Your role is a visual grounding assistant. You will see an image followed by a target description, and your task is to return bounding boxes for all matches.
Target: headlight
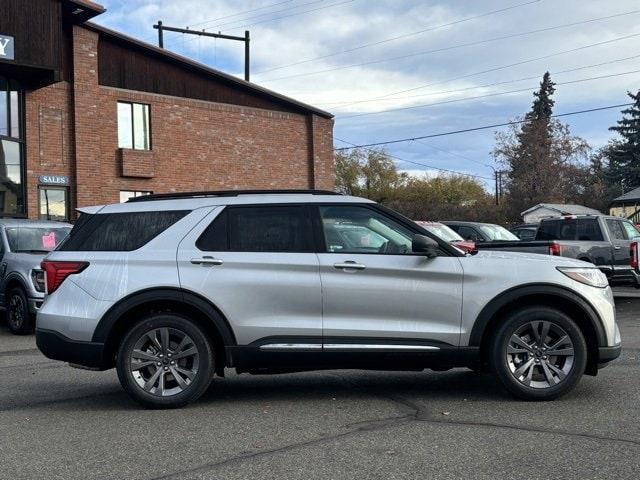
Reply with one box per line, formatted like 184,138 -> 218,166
31,269 -> 46,293
556,267 -> 608,288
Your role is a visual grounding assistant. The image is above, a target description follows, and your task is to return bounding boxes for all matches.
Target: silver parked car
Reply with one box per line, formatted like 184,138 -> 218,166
36,190 -> 621,408
0,219 -> 71,334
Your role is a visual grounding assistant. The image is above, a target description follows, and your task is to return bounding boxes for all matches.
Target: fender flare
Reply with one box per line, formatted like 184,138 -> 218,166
468,283 -> 607,347
2,272 -> 30,295
91,287 -> 237,346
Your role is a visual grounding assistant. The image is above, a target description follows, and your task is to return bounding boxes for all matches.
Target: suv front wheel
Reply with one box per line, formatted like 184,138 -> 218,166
490,307 -> 587,400
116,314 -> 215,409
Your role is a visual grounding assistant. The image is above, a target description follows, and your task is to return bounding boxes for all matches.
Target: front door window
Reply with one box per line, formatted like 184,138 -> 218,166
319,205 -> 415,254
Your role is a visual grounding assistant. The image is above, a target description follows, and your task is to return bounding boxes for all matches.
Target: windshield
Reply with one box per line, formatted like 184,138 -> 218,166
421,223 -> 464,243
6,226 -> 71,253
479,224 -> 519,241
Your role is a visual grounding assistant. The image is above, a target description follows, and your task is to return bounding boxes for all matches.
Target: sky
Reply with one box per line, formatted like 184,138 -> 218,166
93,0 -> 640,191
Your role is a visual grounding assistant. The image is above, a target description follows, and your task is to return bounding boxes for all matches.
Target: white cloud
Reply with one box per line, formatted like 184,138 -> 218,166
95,0 -> 640,185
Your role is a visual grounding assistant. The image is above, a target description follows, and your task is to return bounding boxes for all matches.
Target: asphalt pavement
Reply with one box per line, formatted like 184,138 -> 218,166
1,300 -> 639,480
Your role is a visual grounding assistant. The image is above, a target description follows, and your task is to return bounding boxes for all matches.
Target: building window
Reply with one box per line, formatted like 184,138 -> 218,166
0,75 -> 25,217
120,190 -> 152,203
39,187 -> 69,221
117,102 -> 150,150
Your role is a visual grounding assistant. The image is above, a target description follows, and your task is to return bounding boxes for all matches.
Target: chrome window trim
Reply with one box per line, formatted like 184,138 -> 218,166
259,343 -> 322,351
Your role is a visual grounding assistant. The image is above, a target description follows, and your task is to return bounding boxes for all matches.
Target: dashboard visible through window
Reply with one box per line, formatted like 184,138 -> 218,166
319,205 -> 416,254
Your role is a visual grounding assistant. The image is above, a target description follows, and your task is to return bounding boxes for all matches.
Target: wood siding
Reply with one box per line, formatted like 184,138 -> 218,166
0,0 -> 64,73
98,35 -> 308,115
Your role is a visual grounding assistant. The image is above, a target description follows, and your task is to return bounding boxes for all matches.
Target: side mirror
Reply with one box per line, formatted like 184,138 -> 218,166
412,234 -> 440,258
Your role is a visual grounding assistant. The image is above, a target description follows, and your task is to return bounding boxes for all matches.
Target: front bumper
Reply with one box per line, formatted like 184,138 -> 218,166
36,328 -> 109,370
27,297 -> 44,314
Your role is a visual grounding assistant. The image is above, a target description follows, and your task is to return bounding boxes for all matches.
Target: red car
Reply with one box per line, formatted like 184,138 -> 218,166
415,221 -> 476,253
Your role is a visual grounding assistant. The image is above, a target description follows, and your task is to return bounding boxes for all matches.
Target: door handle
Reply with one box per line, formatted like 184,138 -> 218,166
614,245 -> 622,250
191,256 -> 223,266
334,261 -> 366,271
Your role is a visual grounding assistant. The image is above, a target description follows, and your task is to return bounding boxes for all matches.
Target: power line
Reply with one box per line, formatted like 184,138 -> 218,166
187,0 -> 297,29
413,139 -> 493,170
314,53 -> 640,107
332,31 -> 640,109
206,0 -> 327,31
334,138 -> 494,181
253,0 -> 542,75
338,69 -> 640,119
166,0 -> 355,49
334,102 -> 634,151
258,9 -> 640,82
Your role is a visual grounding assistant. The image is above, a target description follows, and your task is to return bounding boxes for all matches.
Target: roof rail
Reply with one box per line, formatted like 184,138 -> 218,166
126,189 -> 341,202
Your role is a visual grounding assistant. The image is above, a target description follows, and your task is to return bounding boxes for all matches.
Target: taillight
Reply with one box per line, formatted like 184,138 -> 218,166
631,242 -> 638,270
40,261 -> 89,294
549,243 -> 561,256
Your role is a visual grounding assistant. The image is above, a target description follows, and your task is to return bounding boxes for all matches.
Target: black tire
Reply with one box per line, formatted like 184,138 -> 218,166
490,307 -> 587,401
6,287 -> 34,335
116,313 -> 215,409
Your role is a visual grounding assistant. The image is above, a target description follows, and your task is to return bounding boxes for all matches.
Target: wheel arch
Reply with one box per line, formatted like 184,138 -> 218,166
3,273 -> 30,305
93,287 -> 237,370
470,284 -> 606,375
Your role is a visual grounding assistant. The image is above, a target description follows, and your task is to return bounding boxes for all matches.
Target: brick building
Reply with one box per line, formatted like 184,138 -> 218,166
0,0 -> 334,221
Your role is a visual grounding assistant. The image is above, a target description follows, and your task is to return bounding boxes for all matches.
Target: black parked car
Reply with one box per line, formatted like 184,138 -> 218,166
441,221 -> 520,243
510,223 -> 538,241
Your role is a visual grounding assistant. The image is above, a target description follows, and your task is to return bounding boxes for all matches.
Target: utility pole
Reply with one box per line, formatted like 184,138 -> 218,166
494,169 -> 508,205
153,21 -> 251,82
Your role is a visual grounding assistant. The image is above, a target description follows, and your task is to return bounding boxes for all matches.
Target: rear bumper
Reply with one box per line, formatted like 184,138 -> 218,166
36,328 -> 109,370
598,344 -> 622,368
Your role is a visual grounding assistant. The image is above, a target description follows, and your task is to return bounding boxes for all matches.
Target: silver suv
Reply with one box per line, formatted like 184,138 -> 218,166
0,219 -> 71,334
36,191 -> 621,408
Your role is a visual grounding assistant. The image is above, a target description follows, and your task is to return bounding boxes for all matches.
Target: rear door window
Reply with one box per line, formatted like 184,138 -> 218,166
60,210 -> 188,251
197,206 -> 313,252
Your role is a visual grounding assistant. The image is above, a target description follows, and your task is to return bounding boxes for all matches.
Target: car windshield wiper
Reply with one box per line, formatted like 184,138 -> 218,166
14,249 -> 50,254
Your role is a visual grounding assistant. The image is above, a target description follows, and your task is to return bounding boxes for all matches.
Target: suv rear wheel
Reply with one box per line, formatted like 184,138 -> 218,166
116,313 -> 214,409
7,287 -> 34,335
490,307 -> 587,400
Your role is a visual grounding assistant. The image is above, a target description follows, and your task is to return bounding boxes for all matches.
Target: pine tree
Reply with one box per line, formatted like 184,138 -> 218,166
493,72 -> 590,220
527,71 -> 555,121
607,91 -> 640,191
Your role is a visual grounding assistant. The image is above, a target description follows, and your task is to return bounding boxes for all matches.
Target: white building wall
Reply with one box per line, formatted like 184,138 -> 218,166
522,207 -> 560,223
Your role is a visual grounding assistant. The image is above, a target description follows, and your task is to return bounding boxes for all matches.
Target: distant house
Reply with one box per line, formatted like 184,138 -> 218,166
609,187 -> 640,222
521,203 -> 602,223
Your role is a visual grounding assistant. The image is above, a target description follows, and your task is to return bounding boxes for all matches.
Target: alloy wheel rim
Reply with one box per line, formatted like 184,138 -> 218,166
8,294 -> 25,329
506,320 -> 575,389
130,327 -> 200,397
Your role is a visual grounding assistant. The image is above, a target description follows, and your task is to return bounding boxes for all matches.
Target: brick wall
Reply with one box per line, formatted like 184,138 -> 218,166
24,81 -> 75,219
23,24 -> 335,218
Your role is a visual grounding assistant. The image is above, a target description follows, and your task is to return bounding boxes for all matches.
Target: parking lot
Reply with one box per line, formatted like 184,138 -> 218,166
0,298 -> 637,480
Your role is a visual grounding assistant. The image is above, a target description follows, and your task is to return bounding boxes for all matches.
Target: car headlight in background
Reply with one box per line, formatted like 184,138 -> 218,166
31,269 -> 46,293
556,267 -> 609,288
